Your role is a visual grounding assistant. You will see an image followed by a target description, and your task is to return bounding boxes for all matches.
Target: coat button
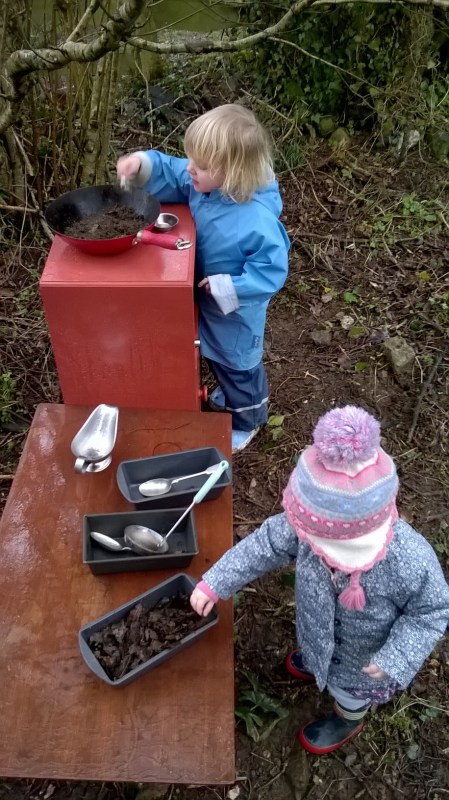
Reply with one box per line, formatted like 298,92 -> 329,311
335,637 -> 342,646
334,619 -> 341,626
331,656 -> 341,664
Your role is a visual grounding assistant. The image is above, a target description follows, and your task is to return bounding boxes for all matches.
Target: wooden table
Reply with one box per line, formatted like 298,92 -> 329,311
0,405 -> 235,785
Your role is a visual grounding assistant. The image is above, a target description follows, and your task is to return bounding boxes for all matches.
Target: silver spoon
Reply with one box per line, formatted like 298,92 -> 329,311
89,530 -> 134,553
120,175 -> 130,192
125,459 -> 229,554
138,462 -> 222,497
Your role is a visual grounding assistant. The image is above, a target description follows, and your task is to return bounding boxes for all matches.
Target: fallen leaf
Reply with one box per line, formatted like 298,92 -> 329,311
348,326 -> 365,338
268,415 -> 285,427
310,329 -> 332,346
321,291 -> 334,303
339,315 -> 355,330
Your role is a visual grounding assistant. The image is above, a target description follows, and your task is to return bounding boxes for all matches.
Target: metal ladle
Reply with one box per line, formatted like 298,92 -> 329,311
138,462 -> 222,497
125,459 -> 229,554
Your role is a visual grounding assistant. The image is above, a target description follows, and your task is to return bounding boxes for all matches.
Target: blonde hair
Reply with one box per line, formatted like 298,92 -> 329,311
184,104 -> 273,202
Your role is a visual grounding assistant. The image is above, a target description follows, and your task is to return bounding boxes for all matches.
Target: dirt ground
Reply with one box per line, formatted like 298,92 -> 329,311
1,141 -> 449,800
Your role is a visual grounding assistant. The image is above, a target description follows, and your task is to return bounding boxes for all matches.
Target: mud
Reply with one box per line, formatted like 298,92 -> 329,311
65,207 -> 144,239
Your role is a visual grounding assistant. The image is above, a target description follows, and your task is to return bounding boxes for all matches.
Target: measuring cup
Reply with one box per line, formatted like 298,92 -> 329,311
124,459 -> 229,554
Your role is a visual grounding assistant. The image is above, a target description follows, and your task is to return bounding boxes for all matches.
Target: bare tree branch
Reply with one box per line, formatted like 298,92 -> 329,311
127,0 -> 317,54
67,0 -> 102,43
0,0 -> 146,133
1,0 -> 448,138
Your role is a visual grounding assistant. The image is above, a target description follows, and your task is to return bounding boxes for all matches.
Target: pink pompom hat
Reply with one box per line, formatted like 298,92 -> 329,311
282,405 -> 399,611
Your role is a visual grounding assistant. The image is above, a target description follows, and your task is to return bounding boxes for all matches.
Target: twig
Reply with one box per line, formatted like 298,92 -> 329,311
257,762 -> 288,793
408,355 -> 443,443
424,510 -> 449,523
333,752 -> 407,798
418,313 -> 448,337
0,474 -> 15,480
331,754 -> 380,800
234,515 -> 265,525
0,203 -> 39,214
437,210 -> 449,233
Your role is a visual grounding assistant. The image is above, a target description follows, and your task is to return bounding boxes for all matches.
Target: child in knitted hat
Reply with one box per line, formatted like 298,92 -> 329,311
190,405 -> 449,754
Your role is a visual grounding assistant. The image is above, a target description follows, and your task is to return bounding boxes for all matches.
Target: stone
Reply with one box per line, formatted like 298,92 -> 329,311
383,336 -> 416,386
396,129 -> 420,158
329,128 -> 350,150
309,329 -> 332,346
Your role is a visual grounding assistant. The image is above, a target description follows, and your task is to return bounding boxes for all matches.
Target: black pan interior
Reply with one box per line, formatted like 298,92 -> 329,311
45,185 -> 160,235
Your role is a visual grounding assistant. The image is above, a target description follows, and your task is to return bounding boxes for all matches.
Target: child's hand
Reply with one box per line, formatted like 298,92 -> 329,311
362,661 -> 389,680
116,154 -> 142,183
190,586 -> 215,617
197,277 -> 211,294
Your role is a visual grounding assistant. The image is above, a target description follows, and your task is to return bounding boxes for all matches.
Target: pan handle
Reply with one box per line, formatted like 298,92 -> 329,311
134,230 -> 192,250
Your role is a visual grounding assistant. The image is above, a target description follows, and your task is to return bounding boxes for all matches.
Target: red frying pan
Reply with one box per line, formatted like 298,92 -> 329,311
45,185 -> 192,256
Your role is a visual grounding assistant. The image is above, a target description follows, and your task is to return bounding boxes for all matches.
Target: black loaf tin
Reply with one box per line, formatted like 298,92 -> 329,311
116,446 -> 231,510
83,508 -> 198,574
79,573 -> 218,686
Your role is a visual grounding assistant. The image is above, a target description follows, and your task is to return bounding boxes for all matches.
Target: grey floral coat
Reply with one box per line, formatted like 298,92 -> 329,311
202,515 -> 449,697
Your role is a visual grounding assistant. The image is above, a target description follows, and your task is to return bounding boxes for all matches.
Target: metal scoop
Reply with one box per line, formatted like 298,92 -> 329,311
138,462 -> 222,497
154,212 -> 179,231
89,530 -> 134,553
125,459 -> 229,554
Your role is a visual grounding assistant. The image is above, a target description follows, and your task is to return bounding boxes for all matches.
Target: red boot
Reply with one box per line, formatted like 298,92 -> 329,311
285,649 -> 315,682
298,702 -> 369,754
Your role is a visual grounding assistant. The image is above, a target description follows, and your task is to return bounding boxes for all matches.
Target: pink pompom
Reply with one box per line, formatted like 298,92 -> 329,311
313,405 -> 380,464
338,572 -> 366,611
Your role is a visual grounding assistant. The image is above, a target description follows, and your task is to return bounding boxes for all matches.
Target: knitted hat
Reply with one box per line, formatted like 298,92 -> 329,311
282,405 -> 399,612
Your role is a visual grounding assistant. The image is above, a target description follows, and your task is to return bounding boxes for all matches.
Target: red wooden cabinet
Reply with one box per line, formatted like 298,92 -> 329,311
40,205 -> 203,410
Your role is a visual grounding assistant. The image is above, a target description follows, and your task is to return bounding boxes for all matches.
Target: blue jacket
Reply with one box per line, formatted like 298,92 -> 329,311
137,151 -> 290,370
202,515 -> 449,696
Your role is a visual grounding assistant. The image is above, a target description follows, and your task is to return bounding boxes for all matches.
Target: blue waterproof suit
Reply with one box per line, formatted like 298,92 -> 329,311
135,151 -> 290,371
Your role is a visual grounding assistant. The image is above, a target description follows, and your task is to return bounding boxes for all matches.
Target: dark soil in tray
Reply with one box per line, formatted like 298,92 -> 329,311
88,593 -> 206,680
65,207 -> 144,239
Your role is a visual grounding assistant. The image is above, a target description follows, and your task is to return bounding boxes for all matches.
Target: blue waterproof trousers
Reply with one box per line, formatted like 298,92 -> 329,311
206,359 -> 269,431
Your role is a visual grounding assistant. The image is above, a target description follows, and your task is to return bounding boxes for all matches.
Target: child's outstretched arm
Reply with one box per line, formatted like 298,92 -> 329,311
116,150 -> 191,204
190,512 -> 298,616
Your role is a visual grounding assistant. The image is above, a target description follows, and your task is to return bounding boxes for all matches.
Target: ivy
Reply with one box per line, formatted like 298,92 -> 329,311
236,3 -> 449,132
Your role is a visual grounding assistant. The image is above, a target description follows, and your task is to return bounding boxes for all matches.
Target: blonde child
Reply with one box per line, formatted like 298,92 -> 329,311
117,104 -> 290,452
191,405 -> 449,754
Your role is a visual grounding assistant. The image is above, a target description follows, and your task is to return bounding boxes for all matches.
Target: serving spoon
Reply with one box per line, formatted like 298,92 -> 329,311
138,462 -> 222,497
89,530 -> 134,553
125,459 -> 229,554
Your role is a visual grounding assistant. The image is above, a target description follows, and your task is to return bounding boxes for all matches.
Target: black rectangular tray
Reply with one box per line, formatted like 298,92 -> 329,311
79,573 -> 218,686
116,446 -> 231,510
83,508 -> 198,574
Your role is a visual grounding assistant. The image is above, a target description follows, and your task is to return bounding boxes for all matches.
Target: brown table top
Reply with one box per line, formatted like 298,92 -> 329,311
0,404 -> 235,784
